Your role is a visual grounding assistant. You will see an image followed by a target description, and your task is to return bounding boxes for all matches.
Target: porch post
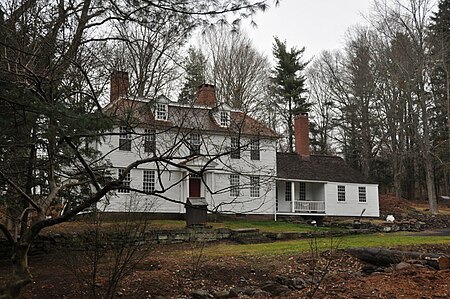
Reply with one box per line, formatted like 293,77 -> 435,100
291,181 -> 295,213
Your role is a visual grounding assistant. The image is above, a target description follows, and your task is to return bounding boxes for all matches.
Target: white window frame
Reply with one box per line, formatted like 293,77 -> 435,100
250,138 -> 260,160
337,185 -> 346,202
189,133 -> 201,155
143,170 -> 155,193
285,181 -> 292,202
250,176 -> 260,198
155,103 -> 168,121
119,127 -> 132,151
229,174 -> 240,197
118,169 -> 131,193
144,129 -> 155,153
299,182 -> 306,201
358,186 -> 367,202
230,136 -> 240,159
220,111 -> 230,127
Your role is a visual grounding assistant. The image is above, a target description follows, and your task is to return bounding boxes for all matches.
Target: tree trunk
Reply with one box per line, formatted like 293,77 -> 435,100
347,247 -> 449,270
0,243 -> 32,299
420,98 -> 439,214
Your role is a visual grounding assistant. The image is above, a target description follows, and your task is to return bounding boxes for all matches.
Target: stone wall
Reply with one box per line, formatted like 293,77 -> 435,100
0,228 -> 233,260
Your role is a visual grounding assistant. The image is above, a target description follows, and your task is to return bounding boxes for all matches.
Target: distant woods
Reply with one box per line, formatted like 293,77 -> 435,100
179,0 -> 449,210
306,0 -> 449,211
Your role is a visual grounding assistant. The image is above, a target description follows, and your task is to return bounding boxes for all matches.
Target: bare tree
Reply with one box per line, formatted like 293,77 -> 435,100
0,1 -> 278,298
370,0 -> 439,213
306,52 -> 338,154
202,28 -> 271,111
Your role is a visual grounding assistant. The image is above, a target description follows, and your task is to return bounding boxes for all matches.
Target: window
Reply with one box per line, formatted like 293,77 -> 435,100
119,127 -> 131,151
220,111 -> 230,127
118,169 -> 131,193
229,174 -> 240,197
230,136 -> 240,159
250,138 -> 260,160
143,170 -> 155,193
358,186 -> 367,202
144,129 -> 156,153
189,133 -> 201,155
250,176 -> 260,197
155,103 -> 168,121
285,182 -> 292,201
337,185 -> 346,202
299,182 -> 306,201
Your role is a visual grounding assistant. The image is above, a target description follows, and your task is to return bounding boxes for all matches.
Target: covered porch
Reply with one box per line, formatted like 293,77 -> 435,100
276,179 -> 326,214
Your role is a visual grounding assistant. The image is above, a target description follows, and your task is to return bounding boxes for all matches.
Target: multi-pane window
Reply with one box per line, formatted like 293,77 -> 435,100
230,136 -> 240,159
229,174 -> 240,197
250,138 -> 260,160
337,185 -> 346,202
285,181 -> 292,201
143,170 -> 155,193
358,186 -> 367,202
250,176 -> 260,197
118,169 -> 131,193
220,111 -> 230,127
144,129 -> 156,153
299,182 -> 306,201
119,127 -> 131,151
189,133 -> 201,155
155,103 -> 168,121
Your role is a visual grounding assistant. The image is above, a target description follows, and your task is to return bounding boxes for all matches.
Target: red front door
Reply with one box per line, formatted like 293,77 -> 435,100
189,177 -> 201,197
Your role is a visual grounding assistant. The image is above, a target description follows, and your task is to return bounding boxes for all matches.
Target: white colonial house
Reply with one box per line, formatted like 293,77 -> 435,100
97,71 -> 379,218
98,71 -> 279,215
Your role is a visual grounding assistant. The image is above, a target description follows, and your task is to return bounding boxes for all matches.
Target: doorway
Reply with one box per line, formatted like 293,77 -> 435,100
189,175 -> 201,197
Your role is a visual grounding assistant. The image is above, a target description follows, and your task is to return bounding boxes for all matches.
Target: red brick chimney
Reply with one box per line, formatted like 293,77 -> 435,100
294,113 -> 310,157
110,71 -> 129,102
195,84 -> 216,107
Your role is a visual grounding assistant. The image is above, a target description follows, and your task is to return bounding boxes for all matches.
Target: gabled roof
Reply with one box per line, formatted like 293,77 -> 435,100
277,152 -> 377,184
105,98 -> 279,139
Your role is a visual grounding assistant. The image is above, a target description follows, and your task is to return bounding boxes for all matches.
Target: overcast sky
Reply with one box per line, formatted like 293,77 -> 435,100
242,0 -> 375,61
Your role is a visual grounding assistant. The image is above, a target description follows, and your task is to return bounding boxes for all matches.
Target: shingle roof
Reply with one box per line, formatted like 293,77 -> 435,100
105,98 -> 279,139
276,152 -> 377,184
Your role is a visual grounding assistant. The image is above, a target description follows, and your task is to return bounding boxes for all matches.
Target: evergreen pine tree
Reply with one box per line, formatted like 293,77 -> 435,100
178,47 -> 207,104
429,0 -> 450,195
271,37 -> 309,152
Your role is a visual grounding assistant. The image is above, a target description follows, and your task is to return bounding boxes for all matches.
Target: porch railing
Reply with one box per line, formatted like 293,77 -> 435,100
294,201 -> 325,213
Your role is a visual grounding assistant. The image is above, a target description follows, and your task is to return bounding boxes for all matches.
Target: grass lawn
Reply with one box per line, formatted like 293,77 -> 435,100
192,233 -> 450,257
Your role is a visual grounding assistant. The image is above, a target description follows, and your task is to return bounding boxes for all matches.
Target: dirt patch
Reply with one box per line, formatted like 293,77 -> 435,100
379,194 -> 414,215
1,242 -> 449,299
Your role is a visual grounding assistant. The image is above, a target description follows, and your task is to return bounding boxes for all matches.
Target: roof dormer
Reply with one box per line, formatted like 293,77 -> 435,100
213,103 -> 232,127
154,96 -> 171,121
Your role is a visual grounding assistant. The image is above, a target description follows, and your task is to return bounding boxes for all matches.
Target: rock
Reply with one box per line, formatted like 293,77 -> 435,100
212,290 -> 230,299
191,289 -> 211,299
275,275 -> 305,289
395,262 -> 412,271
261,283 -> 290,296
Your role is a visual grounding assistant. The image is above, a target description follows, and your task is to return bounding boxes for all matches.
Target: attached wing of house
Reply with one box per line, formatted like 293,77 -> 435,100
275,114 -> 379,217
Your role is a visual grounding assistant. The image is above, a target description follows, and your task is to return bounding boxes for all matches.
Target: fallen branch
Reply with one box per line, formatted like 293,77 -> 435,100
347,247 -> 449,270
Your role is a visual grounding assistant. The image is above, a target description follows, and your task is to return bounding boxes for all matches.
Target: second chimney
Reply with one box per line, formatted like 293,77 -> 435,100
294,113 -> 310,157
110,71 -> 129,102
195,84 -> 216,107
